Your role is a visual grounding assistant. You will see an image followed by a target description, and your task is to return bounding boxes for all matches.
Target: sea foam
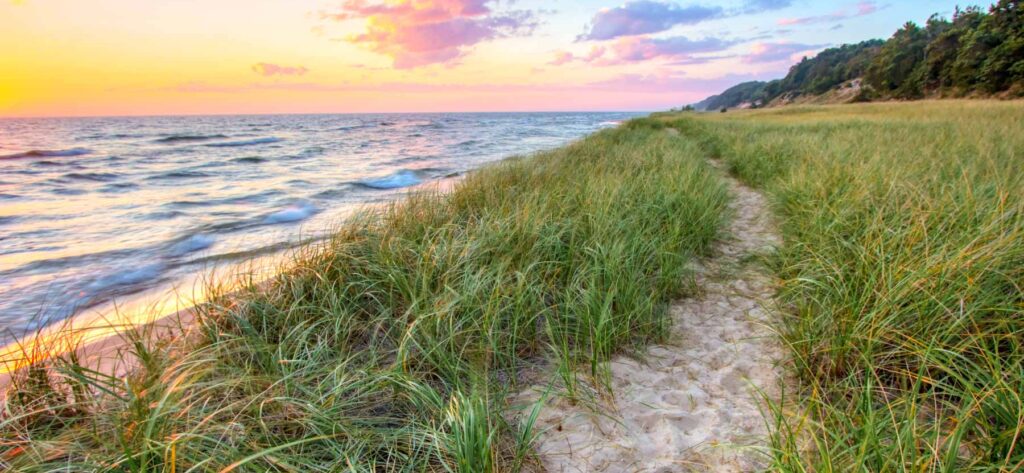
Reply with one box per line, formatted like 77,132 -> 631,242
264,202 -> 318,224
171,234 -> 216,255
357,170 -> 422,189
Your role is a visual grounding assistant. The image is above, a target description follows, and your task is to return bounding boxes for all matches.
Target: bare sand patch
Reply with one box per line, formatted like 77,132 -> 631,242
515,159 -> 787,472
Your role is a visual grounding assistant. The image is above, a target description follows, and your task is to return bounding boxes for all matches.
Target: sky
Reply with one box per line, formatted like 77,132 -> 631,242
0,0 -> 989,117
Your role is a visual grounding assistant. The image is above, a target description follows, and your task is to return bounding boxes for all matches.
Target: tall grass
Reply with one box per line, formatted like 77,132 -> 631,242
665,100 -> 1024,471
1,121 -> 729,471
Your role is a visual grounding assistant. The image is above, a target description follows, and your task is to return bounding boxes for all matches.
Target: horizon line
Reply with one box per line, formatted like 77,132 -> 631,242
0,108 -> 660,120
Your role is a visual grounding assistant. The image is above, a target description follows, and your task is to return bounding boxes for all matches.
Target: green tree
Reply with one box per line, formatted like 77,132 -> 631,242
866,22 -> 931,98
979,0 -> 1024,92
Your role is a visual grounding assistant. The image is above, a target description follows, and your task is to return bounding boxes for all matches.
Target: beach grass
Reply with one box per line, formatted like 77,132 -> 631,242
660,100 -> 1024,471
0,122 -> 729,471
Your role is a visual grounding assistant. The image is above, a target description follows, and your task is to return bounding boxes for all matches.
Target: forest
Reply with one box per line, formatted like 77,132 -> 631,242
693,0 -> 1024,110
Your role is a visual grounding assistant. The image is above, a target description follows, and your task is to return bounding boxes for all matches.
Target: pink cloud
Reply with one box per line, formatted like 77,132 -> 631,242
778,1 -> 880,26
325,0 -> 536,69
577,36 -> 738,66
549,51 -> 575,66
743,42 -> 826,63
251,63 -> 309,77
584,46 -> 606,62
548,46 -> 608,66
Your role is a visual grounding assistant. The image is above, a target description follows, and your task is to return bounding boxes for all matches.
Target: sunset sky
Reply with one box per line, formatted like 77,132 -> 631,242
1,0 -> 986,117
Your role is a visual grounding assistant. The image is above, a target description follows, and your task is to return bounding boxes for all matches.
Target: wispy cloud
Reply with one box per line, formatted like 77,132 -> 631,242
251,63 -> 309,77
742,0 -> 792,13
580,1 -> 723,41
778,1 -> 880,26
324,0 -> 537,69
552,35 -> 739,66
742,42 -> 827,63
588,71 -> 776,94
609,36 -> 738,63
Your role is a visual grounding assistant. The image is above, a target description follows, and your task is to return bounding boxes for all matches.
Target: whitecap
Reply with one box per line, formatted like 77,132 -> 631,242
171,234 -> 215,255
264,202 -> 317,224
357,170 -> 422,190
86,263 -> 165,292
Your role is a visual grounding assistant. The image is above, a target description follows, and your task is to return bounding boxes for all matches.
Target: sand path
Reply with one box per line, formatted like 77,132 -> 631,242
518,159 -> 786,472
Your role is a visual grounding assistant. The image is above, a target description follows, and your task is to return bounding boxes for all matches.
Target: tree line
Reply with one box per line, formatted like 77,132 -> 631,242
692,0 -> 1023,111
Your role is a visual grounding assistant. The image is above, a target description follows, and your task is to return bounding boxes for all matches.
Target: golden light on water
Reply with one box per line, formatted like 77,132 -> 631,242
0,257 -> 279,376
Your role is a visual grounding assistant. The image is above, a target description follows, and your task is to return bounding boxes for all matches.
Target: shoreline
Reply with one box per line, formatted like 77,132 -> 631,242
0,177 -> 464,381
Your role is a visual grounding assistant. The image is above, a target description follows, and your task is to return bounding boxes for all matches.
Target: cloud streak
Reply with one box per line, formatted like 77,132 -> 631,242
742,42 -> 827,63
551,35 -> 739,67
778,1 -> 879,26
325,0 -> 536,68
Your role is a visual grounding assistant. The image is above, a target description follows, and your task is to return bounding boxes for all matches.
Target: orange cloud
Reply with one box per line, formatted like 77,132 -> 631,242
325,0 -> 537,68
251,63 -> 309,77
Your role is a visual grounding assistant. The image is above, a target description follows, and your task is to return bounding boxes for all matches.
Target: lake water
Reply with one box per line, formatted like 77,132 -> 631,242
0,112 -> 639,341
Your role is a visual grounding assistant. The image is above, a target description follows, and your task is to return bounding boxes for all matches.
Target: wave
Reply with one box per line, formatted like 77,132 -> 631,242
147,170 -> 213,180
313,187 -> 351,200
64,172 -> 121,182
33,160 -> 69,167
0,247 -> 142,277
335,123 -> 370,131
99,182 -> 140,193
356,169 -> 422,190
264,201 -> 318,224
0,147 -> 92,160
85,262 -> 166,293
143,210 -> 186,221
170,233 -> 215,256
155,134 -> 229,144
80,132 -> 149,140
166,190 -> 283,208
232,156 -> 268,164
288,146 -> 324,160
205,137 -> 282,148
51,188 -> 87,196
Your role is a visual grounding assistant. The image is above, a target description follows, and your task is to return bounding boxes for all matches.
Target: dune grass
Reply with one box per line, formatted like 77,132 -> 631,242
661,100 -> 1024,471
0,122 -> 729,471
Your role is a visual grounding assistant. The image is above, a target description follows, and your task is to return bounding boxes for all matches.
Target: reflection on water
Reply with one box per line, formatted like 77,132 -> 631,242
0,112 -> 637,348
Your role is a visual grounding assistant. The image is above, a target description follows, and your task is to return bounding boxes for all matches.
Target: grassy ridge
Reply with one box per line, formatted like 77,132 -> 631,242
663,101 -> 1024,471
1,123 -> 729,471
